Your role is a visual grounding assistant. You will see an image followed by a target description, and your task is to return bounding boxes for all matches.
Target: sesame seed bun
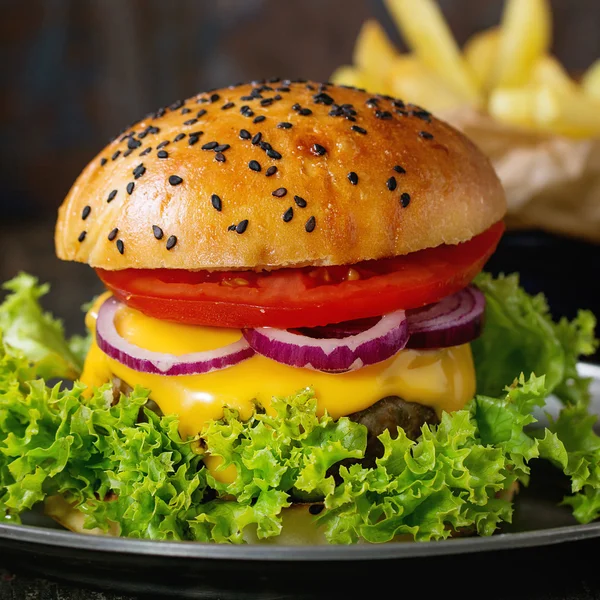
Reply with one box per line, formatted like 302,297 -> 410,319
55,80 -> 506,271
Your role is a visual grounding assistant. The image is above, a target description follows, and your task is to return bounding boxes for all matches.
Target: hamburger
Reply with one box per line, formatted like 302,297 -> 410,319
0,79 -> 598,544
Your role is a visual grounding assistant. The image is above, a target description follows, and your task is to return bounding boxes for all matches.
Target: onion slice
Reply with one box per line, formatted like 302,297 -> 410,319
243,309 -> 408,373
96,296 -> 254,376
406,285 -> 485,349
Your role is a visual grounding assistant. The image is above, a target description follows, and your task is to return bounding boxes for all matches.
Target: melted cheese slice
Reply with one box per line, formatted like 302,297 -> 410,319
81,294 -> 476,439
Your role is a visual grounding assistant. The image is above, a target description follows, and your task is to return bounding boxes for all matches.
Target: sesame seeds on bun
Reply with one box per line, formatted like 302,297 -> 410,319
55,79 -> 506,271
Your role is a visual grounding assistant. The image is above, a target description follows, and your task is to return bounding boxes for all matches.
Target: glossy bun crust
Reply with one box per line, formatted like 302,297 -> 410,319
55,80 -> 506,270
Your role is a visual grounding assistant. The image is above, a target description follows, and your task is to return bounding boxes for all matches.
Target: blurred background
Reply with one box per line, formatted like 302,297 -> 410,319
1,0 -> 599,357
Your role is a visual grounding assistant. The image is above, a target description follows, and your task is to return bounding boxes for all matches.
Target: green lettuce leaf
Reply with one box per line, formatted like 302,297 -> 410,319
0,273 -> 89,380
472,272 -> 597,406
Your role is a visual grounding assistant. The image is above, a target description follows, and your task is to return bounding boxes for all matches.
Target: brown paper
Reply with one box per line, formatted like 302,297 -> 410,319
440,107 -> 600,243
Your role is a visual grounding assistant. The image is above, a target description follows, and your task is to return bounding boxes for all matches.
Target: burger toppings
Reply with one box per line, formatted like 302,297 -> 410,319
94,287 -> 485,377
243,309 -> 408,373
96,296 -> 255,376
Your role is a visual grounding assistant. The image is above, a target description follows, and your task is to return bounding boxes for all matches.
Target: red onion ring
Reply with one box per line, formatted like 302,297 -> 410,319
96,296 -> 254,376
405,285 -> 485,349
242,309 -> 408,372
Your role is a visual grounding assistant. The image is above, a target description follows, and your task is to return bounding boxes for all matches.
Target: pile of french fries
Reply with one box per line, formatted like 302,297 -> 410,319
332,0 -> 600,139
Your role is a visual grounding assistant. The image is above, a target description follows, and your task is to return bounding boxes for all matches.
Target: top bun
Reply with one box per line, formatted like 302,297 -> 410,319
55,79 -> 506,271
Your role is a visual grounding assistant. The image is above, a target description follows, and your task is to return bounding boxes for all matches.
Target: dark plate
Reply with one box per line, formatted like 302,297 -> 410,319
0,363 -> 599,599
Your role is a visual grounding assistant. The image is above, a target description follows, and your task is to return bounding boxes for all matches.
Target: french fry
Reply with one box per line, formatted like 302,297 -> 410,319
384,0 -> 481,107
387,56 -> 468,112
535,86 -> 600,138
492,0 -> 552,88
330,65 -> 370,90
581,58 -> 600,100
352,19 -> 399,84
490,85 -> 600,138
531,55 -> 577,95
463,28 -> 499,91
488,87 -> 537,129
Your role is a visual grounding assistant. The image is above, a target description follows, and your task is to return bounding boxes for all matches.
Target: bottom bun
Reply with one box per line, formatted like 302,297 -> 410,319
44,481 -> 519,545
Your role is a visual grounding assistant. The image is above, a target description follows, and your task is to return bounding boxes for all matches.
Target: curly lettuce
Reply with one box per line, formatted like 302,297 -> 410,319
0,271 -> 599,542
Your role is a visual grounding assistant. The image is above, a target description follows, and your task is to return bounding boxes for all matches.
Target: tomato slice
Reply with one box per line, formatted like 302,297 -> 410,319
97,221 -> 504,328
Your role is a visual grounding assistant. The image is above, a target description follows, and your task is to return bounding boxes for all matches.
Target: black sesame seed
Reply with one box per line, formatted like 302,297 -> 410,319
169,175 -> 183,186
347,172 -> 358,185
154,107 -> 167,118
78,231 -> 86,242
174,133 -> 186,142
221,102 -> 235,110
253,115 -> 266,124
209,93 -> 220,103
410,109 -> 431,122
214,144 -> 230,152
211,194 -> 222,211
236,220 -> 248,234
345,115 -> 357,122
251,132 -> 262,145
112,150 -> 121,161
309,504 -> 324,515
157,140 -> 170,149
127,137 -> 142,149
81,206 -> 91,220
265,166 -> 277,177
283,207 -> 294,222
140,147 -> 151,156
277,122 -> 292,129
375,110 -> 392,120
152,225 -> 164,240
107,189 -> 118,202
241,107 -> 255,118
116,239 -> 124,254
312,143 -> 326,156
272,187 -> 287,198
351,125 -> 367,134
215,152 -> 226,163
202,141 -> 218,150
188,134 -> 200,146
305,216 -> 316,233
100,157 -> 107,166
248,160 -> 261,172
239,129 -> 251,140
400,192 -> 411,207
329,107 -> 342,117
181,107 -> 191,115
126,182 -> 135,195
133,164 -> 146,179
157,150 -> 169,159
313,92 -> 334,105
123,148 -> 134,157
240,95 -> 254,101
260,98 -> 273,107
393,165 -> 406,174
197,109 -> 207,118
108,228 -> 118,241
148,126 -> 160,134
166,235 -> 177,250
169,99 -> 184,110
138,131 -> 149,139
386,176 -> 397,191
294,195 -> 307,208
266,148 -> 282,159
183,118 -> 198,126
419,131 -> 434,140
292,103 -> 301,111
393,100 -> 406,109
227,224 -> 237,231
259,141 -> 271,151
298,108 -> 312,116
276,86 -> 290,92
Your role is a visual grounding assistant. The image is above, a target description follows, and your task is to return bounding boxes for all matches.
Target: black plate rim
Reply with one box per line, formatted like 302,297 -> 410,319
1,362 -> 598,562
